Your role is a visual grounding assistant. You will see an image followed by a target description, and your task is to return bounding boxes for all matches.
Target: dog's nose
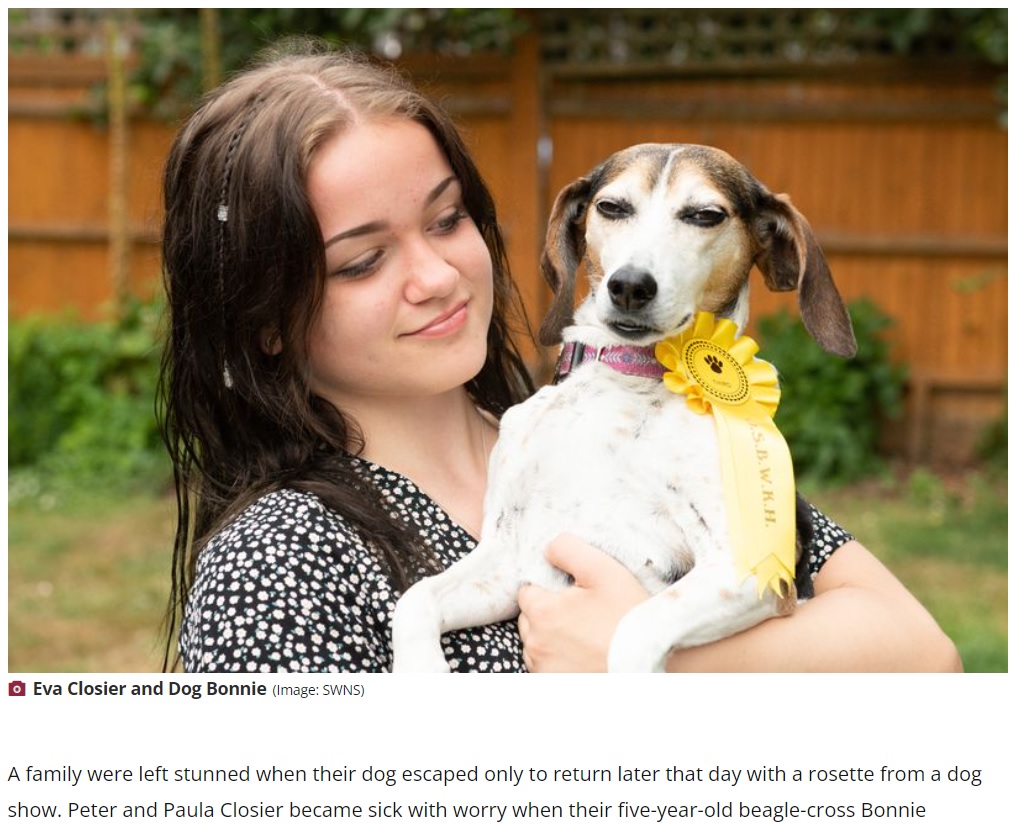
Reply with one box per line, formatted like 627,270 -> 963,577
607,266 -> 658,312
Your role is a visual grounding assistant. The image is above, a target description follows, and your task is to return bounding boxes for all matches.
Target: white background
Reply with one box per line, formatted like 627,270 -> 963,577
3,675 -> 1010,823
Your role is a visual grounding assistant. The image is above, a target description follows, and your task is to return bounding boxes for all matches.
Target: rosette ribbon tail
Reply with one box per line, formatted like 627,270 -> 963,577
656,312 -> 796,599
711,405 -> 796,597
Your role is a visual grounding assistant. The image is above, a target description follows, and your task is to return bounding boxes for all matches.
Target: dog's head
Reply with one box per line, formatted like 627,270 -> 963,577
539,144 -> 856,357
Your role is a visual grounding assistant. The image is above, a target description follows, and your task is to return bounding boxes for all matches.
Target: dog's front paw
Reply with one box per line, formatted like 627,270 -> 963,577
391,644 -> 452,674
390,588 -> 451,673
606,611 -> 671,673
607,645 -> 669,674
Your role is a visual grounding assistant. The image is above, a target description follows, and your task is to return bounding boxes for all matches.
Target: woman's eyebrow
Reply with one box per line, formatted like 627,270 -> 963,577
424,175 -> 458,208
324,176 -> 459,249
324,221 -> 386,248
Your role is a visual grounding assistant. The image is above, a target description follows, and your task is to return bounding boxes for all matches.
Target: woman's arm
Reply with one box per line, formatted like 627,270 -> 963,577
516,534 -> 962,673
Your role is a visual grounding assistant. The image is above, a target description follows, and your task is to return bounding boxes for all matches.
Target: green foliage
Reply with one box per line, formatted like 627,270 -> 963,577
976,402 -> 1007,470
856,8 -> 1007,123
757,300 -> 907,485
128,8 -> 526,118
857,8 -> 1006,59
8,298 -> 168,501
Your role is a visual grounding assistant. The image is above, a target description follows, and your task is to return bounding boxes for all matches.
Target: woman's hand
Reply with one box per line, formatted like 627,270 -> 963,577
517,533 -> 648,672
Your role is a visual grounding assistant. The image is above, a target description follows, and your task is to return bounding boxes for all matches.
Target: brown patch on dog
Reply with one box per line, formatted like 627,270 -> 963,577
775,581 -> 797,616
699,249 -> 750,315
539,176 -> 593,345
752,194 -> 856,357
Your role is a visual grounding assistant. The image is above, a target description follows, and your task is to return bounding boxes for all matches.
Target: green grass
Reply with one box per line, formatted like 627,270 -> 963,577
8,489 -> 175,672
805,468 -> 1008,673
7,468 -> 1008,672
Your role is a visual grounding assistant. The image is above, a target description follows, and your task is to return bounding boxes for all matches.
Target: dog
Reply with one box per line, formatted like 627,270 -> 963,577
391,143 -> 856,672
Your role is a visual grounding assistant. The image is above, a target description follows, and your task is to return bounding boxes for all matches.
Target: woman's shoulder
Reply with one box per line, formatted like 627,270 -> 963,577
192,487 -> 391,597
182,488 -> 395,672
204,487 -> 368,556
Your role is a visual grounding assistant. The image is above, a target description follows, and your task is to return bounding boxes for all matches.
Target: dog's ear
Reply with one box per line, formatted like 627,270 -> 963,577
538,176 -> 594,346
753,192 -> 857,358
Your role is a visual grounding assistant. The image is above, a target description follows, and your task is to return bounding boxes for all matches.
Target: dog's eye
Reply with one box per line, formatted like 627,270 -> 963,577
681,207 -> 727,228
595,199 -> 632,220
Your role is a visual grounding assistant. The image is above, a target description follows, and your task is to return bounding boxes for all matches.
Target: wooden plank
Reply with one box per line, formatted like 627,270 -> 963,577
8,222 -> 159,244
547,96 -> 999,122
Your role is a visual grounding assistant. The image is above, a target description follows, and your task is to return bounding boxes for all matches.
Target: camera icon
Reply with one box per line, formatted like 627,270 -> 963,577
9,680 -> 27,697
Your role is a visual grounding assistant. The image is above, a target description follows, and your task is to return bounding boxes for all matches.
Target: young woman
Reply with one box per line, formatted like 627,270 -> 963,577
158,42 -> 960,673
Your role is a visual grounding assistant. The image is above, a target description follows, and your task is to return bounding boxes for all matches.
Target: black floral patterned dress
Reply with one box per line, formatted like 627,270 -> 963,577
180,460 -> 852,673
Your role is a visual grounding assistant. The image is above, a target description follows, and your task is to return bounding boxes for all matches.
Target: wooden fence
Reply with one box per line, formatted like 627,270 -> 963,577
8,19 -> 1007,463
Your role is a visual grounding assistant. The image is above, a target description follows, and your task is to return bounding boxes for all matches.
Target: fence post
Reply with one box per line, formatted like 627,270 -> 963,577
507,22 -> 550,369
200,8 -> 223,92
105,16 -> 130,319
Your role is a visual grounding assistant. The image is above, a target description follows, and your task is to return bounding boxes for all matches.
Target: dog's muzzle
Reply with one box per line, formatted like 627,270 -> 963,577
608,265 -> 657,312
605,266 -> 662,339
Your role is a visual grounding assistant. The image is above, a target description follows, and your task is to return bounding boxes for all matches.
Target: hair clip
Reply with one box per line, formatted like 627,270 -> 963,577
223,361 -> 234,389
217,204 -> 229,223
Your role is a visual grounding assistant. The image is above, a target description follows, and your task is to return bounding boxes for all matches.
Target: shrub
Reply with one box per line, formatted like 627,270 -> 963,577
8,298 -> 169,497
756,299 -> 907,484
976,402 -> 1007,470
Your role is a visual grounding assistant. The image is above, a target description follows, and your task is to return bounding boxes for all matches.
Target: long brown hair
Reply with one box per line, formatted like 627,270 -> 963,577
157,40 -> 534,669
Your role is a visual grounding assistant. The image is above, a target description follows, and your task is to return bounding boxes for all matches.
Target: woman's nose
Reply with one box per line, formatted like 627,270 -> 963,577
402,237 -> 459,303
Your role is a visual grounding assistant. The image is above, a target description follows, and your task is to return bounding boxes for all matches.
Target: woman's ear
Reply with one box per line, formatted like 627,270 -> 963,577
261,329 -> 283,356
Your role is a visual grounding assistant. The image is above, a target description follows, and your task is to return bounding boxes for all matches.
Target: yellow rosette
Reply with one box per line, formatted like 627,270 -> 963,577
655,312 -> 795,598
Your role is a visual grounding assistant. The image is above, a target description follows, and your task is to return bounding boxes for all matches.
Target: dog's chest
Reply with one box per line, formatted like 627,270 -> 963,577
487,364 -> 729,591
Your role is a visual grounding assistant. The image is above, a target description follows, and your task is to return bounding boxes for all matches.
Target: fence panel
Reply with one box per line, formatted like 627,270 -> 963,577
8,30 -> 1006,462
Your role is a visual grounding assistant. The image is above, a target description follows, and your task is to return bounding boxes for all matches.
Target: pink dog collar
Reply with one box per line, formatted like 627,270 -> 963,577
554,341 -> 666,383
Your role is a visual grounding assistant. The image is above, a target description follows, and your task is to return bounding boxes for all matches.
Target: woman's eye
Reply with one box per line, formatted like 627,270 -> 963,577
433,208 -> 469,235
595,199 -> 632,220
333,250 -> 383,279
681,207 -> 727,228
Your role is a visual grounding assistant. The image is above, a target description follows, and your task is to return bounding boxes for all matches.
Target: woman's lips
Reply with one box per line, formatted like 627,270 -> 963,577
406,302 -> 469,338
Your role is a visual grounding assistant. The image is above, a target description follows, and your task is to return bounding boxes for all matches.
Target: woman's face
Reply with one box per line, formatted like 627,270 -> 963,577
304,118 -> 494,410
